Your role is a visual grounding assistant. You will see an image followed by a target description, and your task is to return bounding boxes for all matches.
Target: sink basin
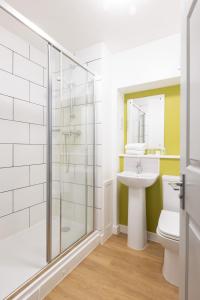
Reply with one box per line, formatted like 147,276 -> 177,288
117,171 -> 158,188
117,171 -> 159,250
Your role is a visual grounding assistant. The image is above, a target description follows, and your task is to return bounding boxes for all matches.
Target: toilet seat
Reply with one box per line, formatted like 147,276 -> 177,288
157,209 -> 180,287
157,210 -> 180,241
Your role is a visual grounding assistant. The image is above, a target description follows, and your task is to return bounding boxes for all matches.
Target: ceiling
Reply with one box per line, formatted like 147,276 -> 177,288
5,0 -> 181,53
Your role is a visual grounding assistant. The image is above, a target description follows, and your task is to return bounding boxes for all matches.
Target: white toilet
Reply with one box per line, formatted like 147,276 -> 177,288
157,175 -> 180,287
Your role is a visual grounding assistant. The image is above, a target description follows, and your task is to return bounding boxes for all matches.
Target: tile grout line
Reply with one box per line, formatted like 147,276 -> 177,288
0,90 -> 47,108
0,200 -> 46,220
0,182 -> 47,194
0,65 -> 45,88
0,41 -> 47,69
0,115 -> 47,126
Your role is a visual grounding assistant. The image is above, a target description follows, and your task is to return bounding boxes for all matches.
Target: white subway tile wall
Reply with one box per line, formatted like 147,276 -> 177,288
30,83 -> 47,106
0,119 -> 29,144
14,100 -> 44,125
0,191 -> 12,217
0,25 -> 99,240
29,45 -> 47,68
0,69 -> 29,100
14,184 -> 44,211
0,166 -> 30,192
30,124 -> 46,144
0,25 -> 29,58
0,44 -> 12,73
30,164 -> 46,185
13,53 -> 44,86
0,94 -> 13,120
0,144 -> 12,168
0,25 -> 47,239
14,144 -> 44,166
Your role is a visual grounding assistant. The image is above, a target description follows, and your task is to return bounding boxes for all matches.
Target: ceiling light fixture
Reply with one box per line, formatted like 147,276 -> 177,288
103,0 -> 137,15
129,4 -> 137,16
103,0 -> 111,11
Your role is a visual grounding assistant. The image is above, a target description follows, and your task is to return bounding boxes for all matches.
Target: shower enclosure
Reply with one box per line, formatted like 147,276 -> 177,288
50,47 -> 95,259
0,2 -> 95,299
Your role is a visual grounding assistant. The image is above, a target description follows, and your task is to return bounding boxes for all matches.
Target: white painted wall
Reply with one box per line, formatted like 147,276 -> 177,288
111,34 -> 181,91
75,34 -> 181,237
111,34 -> 181,231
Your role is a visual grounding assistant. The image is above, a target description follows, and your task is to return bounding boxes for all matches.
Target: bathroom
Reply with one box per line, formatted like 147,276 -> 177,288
0,0 -> 199,299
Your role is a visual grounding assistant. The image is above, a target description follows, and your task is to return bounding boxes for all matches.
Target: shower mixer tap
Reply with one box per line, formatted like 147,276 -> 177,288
62,129 -> 81,136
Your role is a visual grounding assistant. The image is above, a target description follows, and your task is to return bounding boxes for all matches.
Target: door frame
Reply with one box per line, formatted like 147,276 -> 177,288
180,0 -> 199,299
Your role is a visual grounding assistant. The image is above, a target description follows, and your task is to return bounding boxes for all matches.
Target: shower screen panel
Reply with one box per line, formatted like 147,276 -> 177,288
50,48 -> 95,257
60,54 -> 95,252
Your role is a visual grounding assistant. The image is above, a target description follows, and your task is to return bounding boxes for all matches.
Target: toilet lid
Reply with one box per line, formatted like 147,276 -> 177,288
158,210 -> 180,241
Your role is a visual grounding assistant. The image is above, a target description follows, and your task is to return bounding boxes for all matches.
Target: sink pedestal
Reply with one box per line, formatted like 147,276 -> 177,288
128,188 -> 147,250
117,170 -> 159,251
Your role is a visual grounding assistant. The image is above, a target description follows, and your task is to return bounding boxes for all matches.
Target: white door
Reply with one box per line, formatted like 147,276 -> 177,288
180,0 -> 200,299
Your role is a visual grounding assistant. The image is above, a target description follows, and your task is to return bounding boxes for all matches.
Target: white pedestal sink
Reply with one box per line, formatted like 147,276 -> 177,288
117,171 -> 159,250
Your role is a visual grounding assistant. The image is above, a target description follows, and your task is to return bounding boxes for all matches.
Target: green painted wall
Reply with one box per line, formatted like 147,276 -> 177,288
120,85 -> 180,232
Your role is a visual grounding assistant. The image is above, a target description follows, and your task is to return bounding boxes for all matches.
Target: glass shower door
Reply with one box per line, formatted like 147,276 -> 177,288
60,54 -> 94,251
51,49 -> 95,256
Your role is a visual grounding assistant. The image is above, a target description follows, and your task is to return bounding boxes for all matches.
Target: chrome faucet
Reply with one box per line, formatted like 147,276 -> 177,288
136,160 -> 143,174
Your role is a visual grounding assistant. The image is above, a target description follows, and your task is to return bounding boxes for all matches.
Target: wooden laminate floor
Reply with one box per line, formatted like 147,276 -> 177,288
45,234 -> 178,300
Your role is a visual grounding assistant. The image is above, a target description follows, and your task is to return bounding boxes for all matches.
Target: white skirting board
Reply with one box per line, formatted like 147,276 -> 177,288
118,224 -> 159,243
14,231 -> 100,300
100,223 -> 113,244
112,224 -> 120,235
100,179 -> 113,244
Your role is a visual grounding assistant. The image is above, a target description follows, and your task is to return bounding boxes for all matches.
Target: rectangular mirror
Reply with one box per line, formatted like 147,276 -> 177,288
127,95 -> 165,149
